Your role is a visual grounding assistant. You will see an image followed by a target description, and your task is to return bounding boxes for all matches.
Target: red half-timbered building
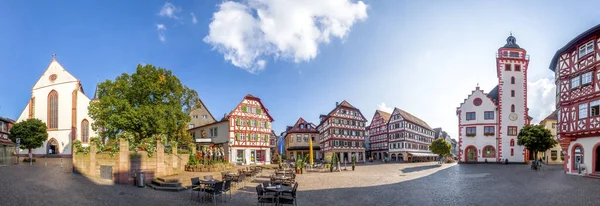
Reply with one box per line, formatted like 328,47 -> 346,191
227,94 -> 274,164
317,101 -> 367,163
368,110 -> 391,161
549,24 -> 600,175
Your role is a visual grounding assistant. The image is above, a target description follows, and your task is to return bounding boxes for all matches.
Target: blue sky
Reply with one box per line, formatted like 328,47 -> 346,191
1,0 -> 599,139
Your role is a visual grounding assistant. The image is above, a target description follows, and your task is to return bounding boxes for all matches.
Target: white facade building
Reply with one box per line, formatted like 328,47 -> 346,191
457,35 -> 532,163
17,57 -> 97,157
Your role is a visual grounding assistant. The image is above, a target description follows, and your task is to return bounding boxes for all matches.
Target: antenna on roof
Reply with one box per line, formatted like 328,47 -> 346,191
510,31 -> 512,36
52,52 -> 56,59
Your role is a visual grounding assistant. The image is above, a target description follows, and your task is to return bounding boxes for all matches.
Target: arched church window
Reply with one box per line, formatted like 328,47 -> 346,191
511,77 -> 515,84
511,105 -> 515,112
48,90 -> 58,129
81,119 -> 89,143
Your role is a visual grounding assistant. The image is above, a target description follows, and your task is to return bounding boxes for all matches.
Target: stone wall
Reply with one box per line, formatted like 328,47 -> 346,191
73,138 -> 190,185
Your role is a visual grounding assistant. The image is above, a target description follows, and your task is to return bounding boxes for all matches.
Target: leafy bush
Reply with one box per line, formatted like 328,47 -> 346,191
23,158 -> 36,162
445,158 -> 456,163
178,149 -> 190,154
73,140 -> 90,154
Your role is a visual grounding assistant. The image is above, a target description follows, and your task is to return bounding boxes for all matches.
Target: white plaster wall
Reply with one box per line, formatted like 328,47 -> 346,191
458,89 -> 498,162
566,137 -> 600,174
498,60 -> 526,163
16,60 -> 96,155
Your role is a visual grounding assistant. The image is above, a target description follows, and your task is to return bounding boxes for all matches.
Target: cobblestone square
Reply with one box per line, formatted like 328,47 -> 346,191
1,159 -> 598,206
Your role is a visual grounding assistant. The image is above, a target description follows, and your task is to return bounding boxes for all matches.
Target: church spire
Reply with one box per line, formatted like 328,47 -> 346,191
92,83 -> 99,102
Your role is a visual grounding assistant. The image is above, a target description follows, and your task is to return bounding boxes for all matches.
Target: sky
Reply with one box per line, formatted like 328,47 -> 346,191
1,0 -> 600,140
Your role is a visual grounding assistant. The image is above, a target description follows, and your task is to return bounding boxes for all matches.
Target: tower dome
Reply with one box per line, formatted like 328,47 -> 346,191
503,34 -> 520,48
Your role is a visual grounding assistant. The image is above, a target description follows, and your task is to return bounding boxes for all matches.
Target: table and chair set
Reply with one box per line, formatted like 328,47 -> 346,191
190,166 -> 264,205
255,168 -> 299,206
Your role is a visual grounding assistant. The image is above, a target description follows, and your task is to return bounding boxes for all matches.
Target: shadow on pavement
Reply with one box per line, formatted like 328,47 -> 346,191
400,164 -> 442,173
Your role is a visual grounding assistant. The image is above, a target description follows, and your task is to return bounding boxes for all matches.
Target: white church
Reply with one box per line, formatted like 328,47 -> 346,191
456,35 -> 533,164
17,55 -> 97,157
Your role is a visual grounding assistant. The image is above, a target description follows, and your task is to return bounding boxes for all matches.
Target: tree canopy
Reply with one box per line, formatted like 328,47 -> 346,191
88,64 -> 200,144
517,125 -> 557,159
429,138 -> 451,157
9,118 -> 48,153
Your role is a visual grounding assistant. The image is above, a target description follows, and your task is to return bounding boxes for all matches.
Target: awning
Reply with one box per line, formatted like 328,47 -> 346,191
409,152 -> 438,157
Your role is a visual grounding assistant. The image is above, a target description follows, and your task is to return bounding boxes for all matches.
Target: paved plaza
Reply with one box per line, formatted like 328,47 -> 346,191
1,159 -> 600,206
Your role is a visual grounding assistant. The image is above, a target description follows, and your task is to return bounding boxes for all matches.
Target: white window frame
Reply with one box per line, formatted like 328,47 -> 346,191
579,41 -> 595,58
582,72 -> 593,85
571,76 -> 581,89
579,103 -> 588,119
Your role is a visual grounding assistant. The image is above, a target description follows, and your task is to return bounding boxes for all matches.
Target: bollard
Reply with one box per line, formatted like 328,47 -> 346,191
60,158 -> 63,168
45,157 -> 47,166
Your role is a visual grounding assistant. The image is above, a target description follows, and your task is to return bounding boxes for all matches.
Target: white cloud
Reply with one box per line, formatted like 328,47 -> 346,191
191,12 -> 197,24
204,0 -> 368,73
377,102 -> 393,113
159,2 -> 180,19
527,77 -> 556,124
157,24 -> 167,42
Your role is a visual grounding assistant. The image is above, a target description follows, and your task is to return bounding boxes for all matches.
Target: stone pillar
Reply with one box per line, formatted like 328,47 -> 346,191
90,143 -> 97,177
172,142 -> 178,169
118,138 -> 129,184
156,138 -> 165,177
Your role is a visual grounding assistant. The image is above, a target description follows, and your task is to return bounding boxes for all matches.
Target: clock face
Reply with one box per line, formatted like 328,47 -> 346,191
509,113 -> 518,121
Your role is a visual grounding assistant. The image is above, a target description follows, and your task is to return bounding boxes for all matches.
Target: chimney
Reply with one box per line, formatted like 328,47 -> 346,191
335,102 -> 339,106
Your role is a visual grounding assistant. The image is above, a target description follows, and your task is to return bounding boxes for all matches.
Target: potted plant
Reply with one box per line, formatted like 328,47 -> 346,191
330,153 -> 338,172
295,158 -> 302,174
351,155 -> 356,171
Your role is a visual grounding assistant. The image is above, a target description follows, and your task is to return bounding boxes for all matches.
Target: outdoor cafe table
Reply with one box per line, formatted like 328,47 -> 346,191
264,185 -> 292,206
197,179 -> 221,205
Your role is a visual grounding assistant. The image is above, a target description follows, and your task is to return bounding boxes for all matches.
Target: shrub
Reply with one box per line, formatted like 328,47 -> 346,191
23,158 -> 36,162
444,158 -> 456,163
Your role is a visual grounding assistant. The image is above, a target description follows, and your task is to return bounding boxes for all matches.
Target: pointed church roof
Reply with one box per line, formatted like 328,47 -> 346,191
92,83 -> 99,101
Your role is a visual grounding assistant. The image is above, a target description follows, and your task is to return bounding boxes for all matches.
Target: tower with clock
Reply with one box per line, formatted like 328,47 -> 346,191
496,34 -> 530,163
456,34 -> 532,163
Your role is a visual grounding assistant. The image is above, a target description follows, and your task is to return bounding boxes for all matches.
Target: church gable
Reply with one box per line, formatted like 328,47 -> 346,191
457,87 -> 497,112
32,59 -> 80,90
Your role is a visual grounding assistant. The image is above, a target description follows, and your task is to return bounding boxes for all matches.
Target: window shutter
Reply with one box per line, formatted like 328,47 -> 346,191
265,135 -> 269,142
236,133 -> 240,140
237,119 -> 241,126
247,134 -> 250,141
242,106 -> 247,112
247,120 -> 251,126
257,108 -> 262,114
266,122 -> 270,128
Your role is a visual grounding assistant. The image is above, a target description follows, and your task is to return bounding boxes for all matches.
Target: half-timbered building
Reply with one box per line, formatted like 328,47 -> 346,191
228,94 -> 274,164
457,34 -> 531,163
549,24 -> 600,175
387,108 -> 436,162
368,110 -> 391,161
317,101 -> 367,163
284,118 -> 320,161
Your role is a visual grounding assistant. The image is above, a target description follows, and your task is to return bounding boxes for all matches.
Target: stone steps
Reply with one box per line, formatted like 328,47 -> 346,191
147,178 -> 186,191
585,173 -> 600,179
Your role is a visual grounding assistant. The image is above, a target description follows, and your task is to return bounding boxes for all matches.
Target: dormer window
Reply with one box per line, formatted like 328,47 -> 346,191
579,41 -> 594,58
300,124 -> 304,129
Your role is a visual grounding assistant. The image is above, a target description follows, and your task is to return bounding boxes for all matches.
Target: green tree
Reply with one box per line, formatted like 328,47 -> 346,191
8,118 -> 48,159
429,138 -> 451,158
88,64 -> 200,144
517,125 -> 557,160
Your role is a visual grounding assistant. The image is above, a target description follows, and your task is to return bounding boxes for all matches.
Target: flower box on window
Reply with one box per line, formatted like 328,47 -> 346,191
466,133 -> 476,137
484,132 -> 495,136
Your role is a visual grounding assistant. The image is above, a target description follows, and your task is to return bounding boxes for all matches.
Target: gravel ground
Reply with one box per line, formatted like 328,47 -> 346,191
1,159 -> 599,206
